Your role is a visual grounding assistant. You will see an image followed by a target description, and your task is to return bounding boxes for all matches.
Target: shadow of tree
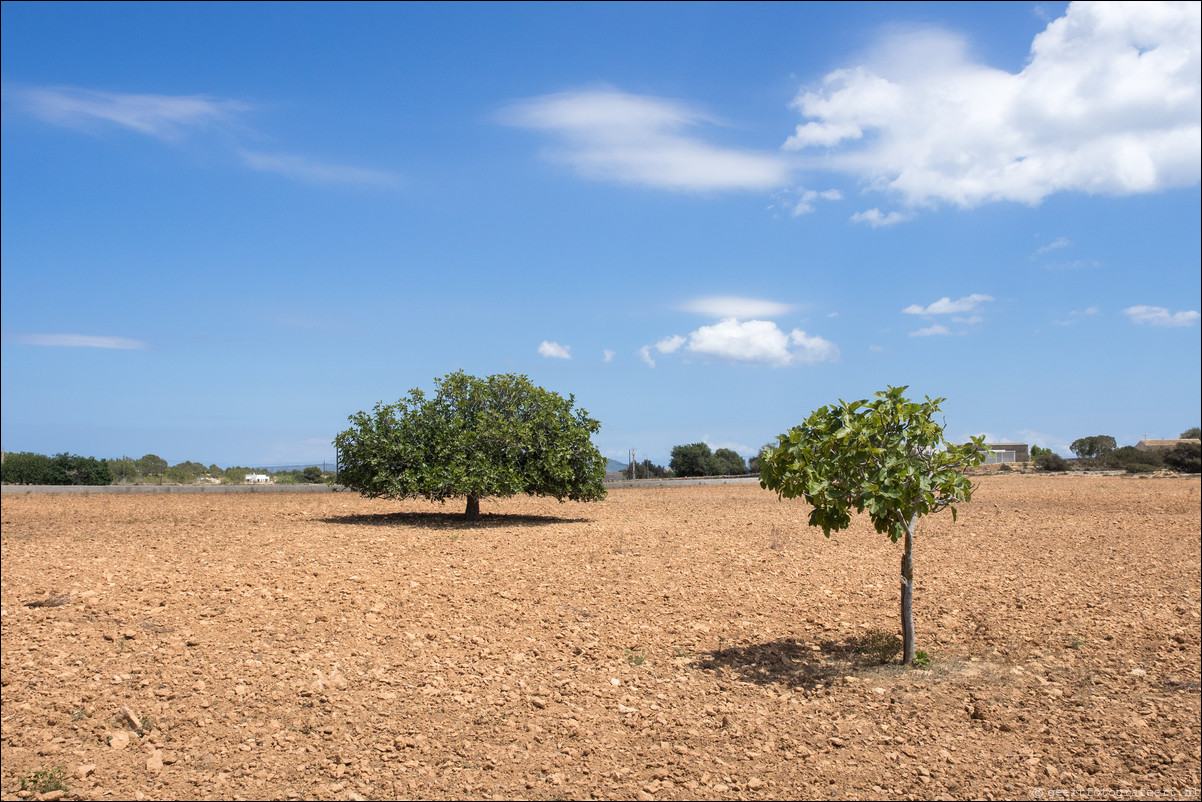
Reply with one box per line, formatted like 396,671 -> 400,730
694,637 -> 888,690
319,511 -> 592,530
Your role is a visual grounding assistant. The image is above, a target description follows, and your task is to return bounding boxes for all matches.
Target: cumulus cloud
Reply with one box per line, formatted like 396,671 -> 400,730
19,333 -> 148,350
499,88 -> 792,191
5,84 -> 247,140
784,2 -> 1202,208
538,340 -> 572,359
642,319 -> 838,367
680,296 -> 793,318
903,294 -> 994,315
1123,305 -> 1201,327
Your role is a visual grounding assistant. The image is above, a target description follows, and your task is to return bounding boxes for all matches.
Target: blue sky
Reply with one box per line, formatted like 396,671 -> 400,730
2,1 -> 1199,468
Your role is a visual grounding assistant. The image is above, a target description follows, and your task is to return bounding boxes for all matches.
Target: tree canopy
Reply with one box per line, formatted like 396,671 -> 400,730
334,371 -> 607,517
713,448 -> 748,476
0,452 -> 111,485
1070,435 -> 1116,460
669,443 -> 748,477
759,386 -> 984,663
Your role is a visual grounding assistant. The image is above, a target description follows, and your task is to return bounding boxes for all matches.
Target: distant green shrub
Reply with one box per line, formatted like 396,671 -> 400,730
1033,452 -> 1069,472
1107,446 -> 1163,473
1164,442 -> 1201,473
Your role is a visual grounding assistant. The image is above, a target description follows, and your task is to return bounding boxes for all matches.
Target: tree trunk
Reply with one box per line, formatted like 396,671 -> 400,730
900,515 -> 916,664
465,495 -> 480,519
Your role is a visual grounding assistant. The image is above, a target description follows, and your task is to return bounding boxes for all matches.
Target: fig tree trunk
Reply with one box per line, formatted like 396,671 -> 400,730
900,515 -> 917,664
465,495 -> 480,519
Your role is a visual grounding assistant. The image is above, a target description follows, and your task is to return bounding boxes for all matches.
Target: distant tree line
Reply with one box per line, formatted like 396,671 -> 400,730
1027,427 -> 1201,474
0,452 -> 112,485
1,451 -> 335,486
622,459 -> 673,480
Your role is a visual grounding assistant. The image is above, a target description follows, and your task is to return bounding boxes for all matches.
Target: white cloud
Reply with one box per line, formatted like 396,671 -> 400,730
638,334 -> 687,367
20,334 -> 148,350
1123,305 -> 1201,327
1034,236 -> 1072,256
538,340 -> 572,359
681,296 -> 793,318
499,88 -> 793,191
850,208 -> 912,227
6,85 -> 247,140
1056,305 -> 1100,325
239,150 -> 399,187
791,187 -> 843,215
909,324 -> 952,337
6,84 -> 396,187
655,334 -> 686,353
701,437 -> 757,458
784,2 -> 1202,208
642,318 -> 839,366
603,349 -> 616,363
903,294 -> 994,315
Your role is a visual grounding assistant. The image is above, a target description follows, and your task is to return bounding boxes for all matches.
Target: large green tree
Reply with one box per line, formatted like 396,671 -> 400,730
713,448 -> 748,476
335,371 -> 607,518
759,387 -> 985,664
1070,435 -> 1116,460
135,453 -> 168,478
669,443 -> 718,477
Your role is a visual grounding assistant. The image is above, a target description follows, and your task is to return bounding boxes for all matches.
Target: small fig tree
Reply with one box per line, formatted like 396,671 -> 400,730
759,386 -> 985,664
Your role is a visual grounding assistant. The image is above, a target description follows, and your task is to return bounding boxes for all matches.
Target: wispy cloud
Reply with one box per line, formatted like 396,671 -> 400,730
784,2 -> 1202,209
499,88 -> 793,191
239,150 -> 399,187
909,324 -> 952,337
681,296 -> 793,318
1123,305 -> 1201,327
1033,236 -> 1072,256
6,83 -> 396,188
1045,259 -> 1101,271
19,333 -> 149,350
603,349 -> 615,363
903,294 -> 994,316
6,84 -> 246,140
538,340 -> 572,359
1055,306 -> 1099,326
642,319 -> 838,367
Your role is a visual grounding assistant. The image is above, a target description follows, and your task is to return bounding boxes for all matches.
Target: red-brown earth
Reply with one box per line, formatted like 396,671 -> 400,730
1,476 -> 1199,801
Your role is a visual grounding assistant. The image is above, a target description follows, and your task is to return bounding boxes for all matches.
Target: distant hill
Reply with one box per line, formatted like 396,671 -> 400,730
606,458 -> 629,472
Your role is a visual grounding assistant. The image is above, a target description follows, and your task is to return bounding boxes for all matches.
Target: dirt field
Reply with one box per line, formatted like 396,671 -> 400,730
2,476 -> 1199,801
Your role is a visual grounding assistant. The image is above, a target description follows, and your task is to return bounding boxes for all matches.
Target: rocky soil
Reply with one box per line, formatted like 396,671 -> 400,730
2,476 -> 1199,801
